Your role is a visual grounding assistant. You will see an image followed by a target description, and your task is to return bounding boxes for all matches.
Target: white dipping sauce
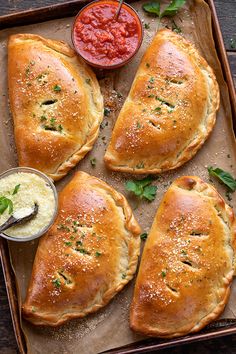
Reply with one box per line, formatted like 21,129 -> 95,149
0,172 -> 55,237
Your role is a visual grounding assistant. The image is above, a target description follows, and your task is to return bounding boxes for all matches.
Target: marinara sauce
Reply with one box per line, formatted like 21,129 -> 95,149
72,0 -> 143,68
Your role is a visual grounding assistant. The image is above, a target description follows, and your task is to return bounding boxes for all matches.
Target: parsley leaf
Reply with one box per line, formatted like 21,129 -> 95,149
90,158 -> 96,167
208,166 -> 236,192
143,185 -> 158,201
104,107 -> 111,116
53,84 -> 61,92
0,197 -> 13,215
52,278 -> 61,288
161,0 -> 185,18
143,1 -> 160,16
125,176 -> 157,202
140,232 -> 148,240
230,38 -> 236,49
12,184 -> 21,195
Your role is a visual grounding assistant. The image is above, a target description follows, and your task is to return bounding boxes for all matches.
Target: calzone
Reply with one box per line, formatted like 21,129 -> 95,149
130,176 -> 236,337
8,34 -> 103,181
104,29 -> 220,174
22,171 -> 141,326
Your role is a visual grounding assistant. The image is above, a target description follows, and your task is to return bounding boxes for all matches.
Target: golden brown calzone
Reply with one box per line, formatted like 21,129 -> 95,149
22,171 -> 141,326
8,34 -> 103,181
104,29 -> 220,174
130,176 -> 236,338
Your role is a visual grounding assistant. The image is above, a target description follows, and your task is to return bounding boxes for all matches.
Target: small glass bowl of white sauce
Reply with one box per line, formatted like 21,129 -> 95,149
0,167 -> 58,242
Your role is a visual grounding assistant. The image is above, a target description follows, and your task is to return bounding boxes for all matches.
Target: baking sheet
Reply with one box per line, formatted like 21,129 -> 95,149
0,0 -> 236,353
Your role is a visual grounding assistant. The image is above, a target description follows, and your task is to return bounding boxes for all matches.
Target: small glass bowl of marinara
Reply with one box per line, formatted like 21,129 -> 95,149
72,0 -> 143,69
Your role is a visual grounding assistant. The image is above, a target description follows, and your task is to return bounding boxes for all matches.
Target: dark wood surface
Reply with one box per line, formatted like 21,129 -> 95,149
0,0 -> 235,353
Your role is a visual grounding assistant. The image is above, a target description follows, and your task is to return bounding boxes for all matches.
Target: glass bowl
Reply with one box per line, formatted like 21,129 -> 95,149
0,167 -> 58,242
71,0 -> 144,69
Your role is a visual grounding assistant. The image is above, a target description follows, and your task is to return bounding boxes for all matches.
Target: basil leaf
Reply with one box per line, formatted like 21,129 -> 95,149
0,197 -> 13,215
143,1 -> 160,16
208,167 -> 236,192
160,0 -> 185,18
0,198 -> 9,214
8,200 -> 13,214
12,184 -> 21,195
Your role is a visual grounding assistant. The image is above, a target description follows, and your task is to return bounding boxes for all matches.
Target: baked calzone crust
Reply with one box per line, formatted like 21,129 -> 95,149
8,34 -> 103,181
22,171 -> 141,326
130,176 -> 236,338
104,29 -> 220,174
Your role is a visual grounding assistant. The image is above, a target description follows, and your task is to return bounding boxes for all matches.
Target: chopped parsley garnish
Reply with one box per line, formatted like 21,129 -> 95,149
153,107 -> 162,113
90,157 -> 97,167
230,38 -> 236,49
136,122 -> 142,129
125,176 -> 157,202
12,184 -> 20,195
76,240 -> 83,246
208,166 -> 236,192
181,250 -> 187,255
64,241 -> 72,246
52,278 -> 61,288
42,116 -> 63,133
149,77 -> 155,84
76,248 -> 90,255
95,251 -> 102,257
25,67 -> 31,76
104,107 -> 111,116
58,124 -> 63,132
86,78 -> 91,85
161,271 -> 166,278
53,84 -> 62,92
156,97 -> 175,108
140,232 -> 148,240
144,23 -> 150,29
57,224 -> 70,232
122,273 -> 127,279
0,197 -> 13,215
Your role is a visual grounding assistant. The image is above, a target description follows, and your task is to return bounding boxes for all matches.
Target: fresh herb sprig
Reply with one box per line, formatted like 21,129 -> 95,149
0,197 -> 13,215
208,167 -> 236,192
125,176 -> 157,202
143,0 -> 185,19
12,184 -> 21,195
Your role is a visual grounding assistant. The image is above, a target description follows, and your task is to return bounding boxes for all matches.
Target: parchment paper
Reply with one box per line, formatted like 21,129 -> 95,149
0,0 -> 236,353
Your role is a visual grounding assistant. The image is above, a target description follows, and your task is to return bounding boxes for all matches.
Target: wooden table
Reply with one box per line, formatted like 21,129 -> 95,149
0,1 -> 235,353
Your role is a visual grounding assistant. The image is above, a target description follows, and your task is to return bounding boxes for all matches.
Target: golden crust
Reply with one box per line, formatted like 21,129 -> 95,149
104,29 -> 220,174
130,176 -> 236,338
22,171 -> 141,326
8,34 -> 103,181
